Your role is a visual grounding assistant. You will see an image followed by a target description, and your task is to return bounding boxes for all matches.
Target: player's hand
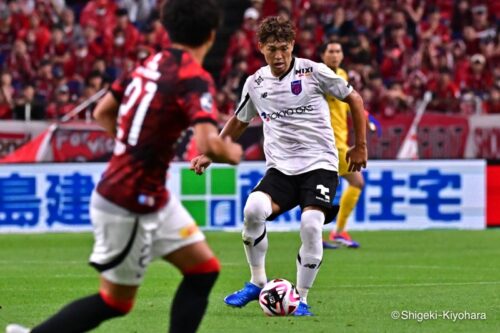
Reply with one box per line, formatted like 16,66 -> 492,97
190,154 -> 213,175
346,144 -> 367,172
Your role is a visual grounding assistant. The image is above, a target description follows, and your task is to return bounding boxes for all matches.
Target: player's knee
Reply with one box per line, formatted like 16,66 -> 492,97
243,191 -> 272,224
300,210 -> 324,242
99,290 -> 135,315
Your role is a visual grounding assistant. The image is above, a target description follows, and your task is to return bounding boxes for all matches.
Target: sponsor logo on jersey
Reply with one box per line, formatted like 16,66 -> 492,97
261,92 -> 268,99
291,80 -> 302,95
200,92 -> 213,113
295,67 -> 313,77
255,76 -> 264,85
260,104 -> 313,121
179,223 -> 200,238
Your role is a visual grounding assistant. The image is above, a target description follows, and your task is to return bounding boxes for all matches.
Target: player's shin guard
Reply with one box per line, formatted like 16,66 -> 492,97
297,210 -> 324,303
242,191 -> 272,287
170,257 -> 220,333
31,292 -> 131,333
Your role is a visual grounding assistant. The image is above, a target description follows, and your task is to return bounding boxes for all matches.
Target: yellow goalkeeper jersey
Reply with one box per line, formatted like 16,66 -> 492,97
326,67 -> 349,150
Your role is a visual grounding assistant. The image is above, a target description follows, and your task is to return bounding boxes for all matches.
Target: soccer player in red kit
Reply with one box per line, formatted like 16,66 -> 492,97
6,1 -> 242,333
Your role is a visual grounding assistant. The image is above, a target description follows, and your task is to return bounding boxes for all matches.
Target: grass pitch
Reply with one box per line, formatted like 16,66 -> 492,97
1,230 -> 500,333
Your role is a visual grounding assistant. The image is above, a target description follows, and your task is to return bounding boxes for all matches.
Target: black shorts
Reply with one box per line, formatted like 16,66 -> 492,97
252,168 -> 339,224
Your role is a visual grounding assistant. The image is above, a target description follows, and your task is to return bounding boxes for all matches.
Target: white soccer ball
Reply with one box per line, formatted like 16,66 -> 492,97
259,278 -> 300,316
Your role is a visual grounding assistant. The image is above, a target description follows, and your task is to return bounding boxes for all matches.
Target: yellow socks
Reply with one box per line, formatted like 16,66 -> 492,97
336,186 -> 362,233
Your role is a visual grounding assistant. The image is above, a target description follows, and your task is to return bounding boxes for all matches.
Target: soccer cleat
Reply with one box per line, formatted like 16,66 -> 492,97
322,240 -> 339,249
293,302 -> 314,316
6,324 -> 30,333
224,282 -> 262,308
329,231 -> 360,248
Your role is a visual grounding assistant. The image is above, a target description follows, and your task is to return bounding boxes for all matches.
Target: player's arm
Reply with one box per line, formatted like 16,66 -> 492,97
316,63 -> 367,171
343,90 -> 367,172
190,116 -> 249,174
93,92 -> 119,137
219,115 -> 250,140
193,121 -> 242,165
191,77 -> 255,174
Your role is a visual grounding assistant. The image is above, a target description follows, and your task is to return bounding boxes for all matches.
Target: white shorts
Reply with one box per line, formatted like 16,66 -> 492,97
89,194 -> 205,286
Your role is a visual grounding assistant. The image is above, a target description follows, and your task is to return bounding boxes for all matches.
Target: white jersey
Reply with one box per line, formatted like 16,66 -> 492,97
235,57 -> 353,175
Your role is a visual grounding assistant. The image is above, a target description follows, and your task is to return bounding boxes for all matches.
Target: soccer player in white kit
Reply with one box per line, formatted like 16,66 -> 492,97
191,16 -> 367,316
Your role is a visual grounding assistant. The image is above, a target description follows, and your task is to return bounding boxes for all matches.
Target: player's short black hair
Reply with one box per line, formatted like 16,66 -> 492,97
257,16 -> 296,44
161,0 -> 222,47
318,41 -> 342,55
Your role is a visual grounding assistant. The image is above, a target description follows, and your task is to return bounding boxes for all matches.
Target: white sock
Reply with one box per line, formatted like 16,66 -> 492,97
242,192 -> 272,287
296,210 -> 324,304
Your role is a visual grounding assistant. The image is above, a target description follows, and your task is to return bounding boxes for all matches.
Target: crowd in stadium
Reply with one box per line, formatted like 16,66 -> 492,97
0,0 -> 498,122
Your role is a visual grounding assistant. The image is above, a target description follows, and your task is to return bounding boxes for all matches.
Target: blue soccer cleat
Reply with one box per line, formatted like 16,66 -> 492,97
322,240 -> 339,249
294,302 -> 314,316
224,282 -> 262,307
330,231 -> 360,248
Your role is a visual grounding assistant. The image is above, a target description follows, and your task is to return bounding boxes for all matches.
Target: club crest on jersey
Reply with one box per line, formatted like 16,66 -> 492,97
200,92 -> 213,113
291,80 -> 302,95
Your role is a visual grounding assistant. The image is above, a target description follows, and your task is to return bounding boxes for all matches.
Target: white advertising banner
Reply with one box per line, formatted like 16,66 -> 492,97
0,160 -> 486,233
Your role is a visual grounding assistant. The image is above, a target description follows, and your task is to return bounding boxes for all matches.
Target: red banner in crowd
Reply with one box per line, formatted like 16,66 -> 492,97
417,113 -> 469,159
51,127 -> 114,162
465,115 -> 500,159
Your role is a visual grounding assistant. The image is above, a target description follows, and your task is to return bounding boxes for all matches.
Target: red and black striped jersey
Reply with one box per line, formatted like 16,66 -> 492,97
97,48 -> 218,214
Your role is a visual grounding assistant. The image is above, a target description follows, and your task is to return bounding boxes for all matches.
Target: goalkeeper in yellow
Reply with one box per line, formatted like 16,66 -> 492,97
321,42 -> 367,249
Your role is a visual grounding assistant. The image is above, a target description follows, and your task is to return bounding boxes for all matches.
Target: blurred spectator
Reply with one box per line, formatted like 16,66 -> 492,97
404,69 -> 428,105
13,84 -> 45,120
5,0 -> 30,32
65,40 -> 95,81
79,0 -> 117,33
250,0 -> 265,14
0,8 -> 16,66
451,40 -> 470,89
34,59 -> 55,102
7,39 -> 34,84
463,53 -> 493,97
381,82 -> 411,117
60,7 -> 83,43
107,8 -> 140,54
427,67 -> 460,112
400,0 -> 425,43
471,5 -> 495,42
362,71 -> 387,116
140,10 -> 170,52
17,14 -> 52,63
117,0 -> 155,26
484,85 -> 500,114
47,25 -> 70,66
451,0 -> 472,39
0,71 -> 14,119
45,84 -> 75,119
83,24 -> 105,59
418,7 -> 450,44
380,47 -> 405,84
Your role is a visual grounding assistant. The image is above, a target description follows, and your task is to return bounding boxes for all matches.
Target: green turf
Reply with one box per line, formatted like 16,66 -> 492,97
1,230 -> 500,333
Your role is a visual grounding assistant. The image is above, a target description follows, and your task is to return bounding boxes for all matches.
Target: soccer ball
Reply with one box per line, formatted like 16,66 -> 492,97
259,278 -> 300,316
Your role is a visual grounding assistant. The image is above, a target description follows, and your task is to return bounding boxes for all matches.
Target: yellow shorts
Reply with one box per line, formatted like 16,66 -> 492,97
338,146 -> 350,177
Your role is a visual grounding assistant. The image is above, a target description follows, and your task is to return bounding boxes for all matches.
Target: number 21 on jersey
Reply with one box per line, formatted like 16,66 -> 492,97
115,53 -> 161,152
